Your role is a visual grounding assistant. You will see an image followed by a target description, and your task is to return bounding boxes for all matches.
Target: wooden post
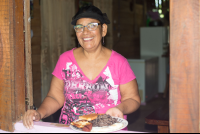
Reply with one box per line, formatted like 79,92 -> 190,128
0,0 -> 25,132
170,0 -> 199,133
24,0 -> 33,110
199,0 -> 200,133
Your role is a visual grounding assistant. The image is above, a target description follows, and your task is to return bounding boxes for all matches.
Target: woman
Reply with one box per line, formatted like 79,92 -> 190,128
23,5 -> 140,129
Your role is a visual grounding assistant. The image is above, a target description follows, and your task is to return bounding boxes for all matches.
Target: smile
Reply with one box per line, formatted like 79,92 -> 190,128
83,37 -> 94,41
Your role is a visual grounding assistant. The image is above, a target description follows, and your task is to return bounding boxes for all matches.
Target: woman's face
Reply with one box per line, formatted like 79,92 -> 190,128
75,18 -> 107,51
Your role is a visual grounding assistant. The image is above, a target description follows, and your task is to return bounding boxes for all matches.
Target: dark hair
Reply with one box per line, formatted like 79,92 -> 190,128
71,5 -> 110,25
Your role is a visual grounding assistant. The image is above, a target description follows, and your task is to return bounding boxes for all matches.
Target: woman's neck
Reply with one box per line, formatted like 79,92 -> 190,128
82,45 -> 106,61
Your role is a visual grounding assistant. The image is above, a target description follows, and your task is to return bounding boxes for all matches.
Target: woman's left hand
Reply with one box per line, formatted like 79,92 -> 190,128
106,107 -> 124,119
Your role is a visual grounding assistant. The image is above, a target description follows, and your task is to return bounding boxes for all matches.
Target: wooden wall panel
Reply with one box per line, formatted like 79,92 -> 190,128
0,0 -> 25,132
31,0 -> 41,108
93,0 -> 113,49
170,0 -> 199,133
112,0 -> 143,59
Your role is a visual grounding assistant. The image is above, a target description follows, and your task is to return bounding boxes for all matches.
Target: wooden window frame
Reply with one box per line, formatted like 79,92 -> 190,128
0,0 -> 33,132
0,0 -> 200,133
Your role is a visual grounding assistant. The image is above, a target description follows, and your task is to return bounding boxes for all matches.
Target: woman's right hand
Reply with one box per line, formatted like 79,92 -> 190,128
22,110 -> 41,129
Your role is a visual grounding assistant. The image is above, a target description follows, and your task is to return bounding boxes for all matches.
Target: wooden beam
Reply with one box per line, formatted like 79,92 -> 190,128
0,0 -> 25,132
13,0 -> 26,122
199,0 -> 200,133
24,0 -> 33,110
170,0 -> 199,133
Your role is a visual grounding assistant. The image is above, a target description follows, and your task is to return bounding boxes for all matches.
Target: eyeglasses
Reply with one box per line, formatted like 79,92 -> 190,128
74,23 -> 101,33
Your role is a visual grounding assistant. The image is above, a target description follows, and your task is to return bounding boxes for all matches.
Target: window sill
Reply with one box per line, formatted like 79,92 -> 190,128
0,120 -> 147,133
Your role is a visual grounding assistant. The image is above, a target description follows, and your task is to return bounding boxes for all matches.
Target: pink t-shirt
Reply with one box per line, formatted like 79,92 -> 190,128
52,48 -> 136,125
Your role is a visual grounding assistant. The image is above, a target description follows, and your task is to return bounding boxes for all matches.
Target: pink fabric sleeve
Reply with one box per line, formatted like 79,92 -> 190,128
119,59 -> 136,85
52,56 -> 63,80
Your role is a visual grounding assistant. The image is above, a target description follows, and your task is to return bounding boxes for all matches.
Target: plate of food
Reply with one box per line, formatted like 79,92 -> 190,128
70,113 -> 128,133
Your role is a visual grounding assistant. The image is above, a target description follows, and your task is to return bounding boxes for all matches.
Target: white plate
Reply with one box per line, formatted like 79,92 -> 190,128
70,117 -> 128,133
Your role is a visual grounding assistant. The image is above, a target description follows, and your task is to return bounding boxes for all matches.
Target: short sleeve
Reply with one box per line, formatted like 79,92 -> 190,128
119,59 -> 136,85
52,56 -> 63,80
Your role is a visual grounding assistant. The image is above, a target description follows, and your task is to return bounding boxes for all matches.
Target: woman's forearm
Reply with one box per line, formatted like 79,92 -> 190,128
116,98 -> 140,115
36,96 -> 63,119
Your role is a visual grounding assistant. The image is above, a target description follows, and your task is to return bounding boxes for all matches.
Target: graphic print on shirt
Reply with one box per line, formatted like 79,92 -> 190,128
59,62 -> 119,125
